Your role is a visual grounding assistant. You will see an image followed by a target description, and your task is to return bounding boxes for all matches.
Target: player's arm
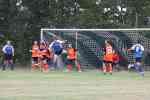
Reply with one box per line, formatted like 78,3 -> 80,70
2,45 -> 6,53
127,48 -> 132,52
127,45 -> 135,52
141,45 -> 144,51
48,48 -> 53,58
12,46 -> 15,56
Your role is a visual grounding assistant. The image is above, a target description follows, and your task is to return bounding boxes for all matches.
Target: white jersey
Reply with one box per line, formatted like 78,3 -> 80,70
131,44 -> 144,51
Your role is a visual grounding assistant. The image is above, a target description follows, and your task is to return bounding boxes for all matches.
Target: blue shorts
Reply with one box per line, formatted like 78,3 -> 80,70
135,57 -> 142,62
4,54 -> 13,61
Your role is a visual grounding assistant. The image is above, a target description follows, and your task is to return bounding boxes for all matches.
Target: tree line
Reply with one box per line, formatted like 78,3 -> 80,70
0,0 -> 150,64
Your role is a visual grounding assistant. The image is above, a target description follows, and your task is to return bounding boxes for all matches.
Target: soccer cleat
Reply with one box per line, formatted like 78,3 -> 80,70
78,70 -> 82,72
65,69 -> 71,72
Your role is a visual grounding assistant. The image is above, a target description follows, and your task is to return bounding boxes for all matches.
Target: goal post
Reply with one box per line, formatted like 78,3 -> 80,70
40,28 -> 150,70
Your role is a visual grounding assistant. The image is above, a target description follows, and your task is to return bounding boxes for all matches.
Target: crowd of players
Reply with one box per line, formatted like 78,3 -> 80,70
30,38 -> 81,73
1,38 -> 145,76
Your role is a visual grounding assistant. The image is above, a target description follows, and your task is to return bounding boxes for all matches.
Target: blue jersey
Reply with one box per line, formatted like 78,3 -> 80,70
131,44 -> 144,58
49,40 -> 63,55
2,44 -> 14,55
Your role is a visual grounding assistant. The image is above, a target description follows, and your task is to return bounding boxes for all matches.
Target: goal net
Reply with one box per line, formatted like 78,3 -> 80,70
41,28 -> 150,70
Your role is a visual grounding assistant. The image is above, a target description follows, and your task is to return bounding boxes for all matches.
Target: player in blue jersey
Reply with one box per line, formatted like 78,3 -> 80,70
128,40 -> 144,76
2,41 -> 14,71
49,37 -> 66,69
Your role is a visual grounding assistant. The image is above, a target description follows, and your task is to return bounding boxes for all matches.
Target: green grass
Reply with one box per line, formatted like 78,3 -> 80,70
0,70 -> 150,100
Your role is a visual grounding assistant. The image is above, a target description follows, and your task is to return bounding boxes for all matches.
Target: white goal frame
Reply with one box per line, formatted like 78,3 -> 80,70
41,28 -> 150,65
40,28 -> 150,50
41,28 -> 150,40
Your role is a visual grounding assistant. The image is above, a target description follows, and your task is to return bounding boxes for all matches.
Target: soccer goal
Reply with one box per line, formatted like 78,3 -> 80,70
40,28 -> 150,70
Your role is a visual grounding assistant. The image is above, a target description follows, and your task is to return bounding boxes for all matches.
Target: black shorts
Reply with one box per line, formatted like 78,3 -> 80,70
103,60 -> 113,64
40,55 -> 48,61
66,59 -> 76,65
135,57 -> 142,62
112,61 -> 119,65
4,54 -> 13,61
32,57 -> 38,63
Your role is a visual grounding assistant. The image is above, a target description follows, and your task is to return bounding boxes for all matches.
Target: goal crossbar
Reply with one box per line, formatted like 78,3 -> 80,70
41,28 -> 150,32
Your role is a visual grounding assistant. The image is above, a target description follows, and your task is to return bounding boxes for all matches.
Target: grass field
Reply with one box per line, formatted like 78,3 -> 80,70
0,70 -> 150,100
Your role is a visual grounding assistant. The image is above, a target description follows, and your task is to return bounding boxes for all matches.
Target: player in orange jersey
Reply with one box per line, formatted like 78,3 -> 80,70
30,41 -> 40,71
103,40 -> 113,75
39,41 -> 49,73
65,44 -> 81,72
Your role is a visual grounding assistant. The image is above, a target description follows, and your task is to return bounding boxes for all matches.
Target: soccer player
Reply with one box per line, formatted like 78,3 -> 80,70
2,41 -> 14,71
128,40 -> 144,76
49,37 -> 65,70
103,40 -> 113,75
39,41 -> 49,72
30,41 -> 40,71
66,44 -> 81,72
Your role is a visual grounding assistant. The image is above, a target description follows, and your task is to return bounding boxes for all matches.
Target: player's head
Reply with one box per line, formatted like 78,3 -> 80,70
33,41 -> 38,45
105,40 -> 112,46
40,40 -> 45,45
7,40 -> 11,45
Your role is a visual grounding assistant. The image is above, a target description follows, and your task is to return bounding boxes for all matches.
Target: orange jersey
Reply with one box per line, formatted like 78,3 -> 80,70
32,45 -> 39,57
39,44 -> 50,58
67,48 -> 76,60
103,45 -> 113,61
40,49 -> 47,56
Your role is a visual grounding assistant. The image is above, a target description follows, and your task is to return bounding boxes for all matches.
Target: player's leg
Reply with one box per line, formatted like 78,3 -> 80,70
53,54 -> 57,69
47,58 -> 53,69
103,61 -> 107,74
2,54 -> 8,71
134,58 -> 144,76
135,58 -> 144,76
2,60 -> 7,71
108,62 -> 113,75
31,57 -> 38,71
115,63 -> 120,72
42,60 -> 49,73
75,60 -> 81,72
42,56 -> 49,72
9,60 -> 14,70
66,59 -> 72,72
56,55 -> 64,70
8,54 -> 14,70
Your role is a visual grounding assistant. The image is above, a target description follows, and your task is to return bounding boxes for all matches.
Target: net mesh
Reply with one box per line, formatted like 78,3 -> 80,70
41,29 -> 150,70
